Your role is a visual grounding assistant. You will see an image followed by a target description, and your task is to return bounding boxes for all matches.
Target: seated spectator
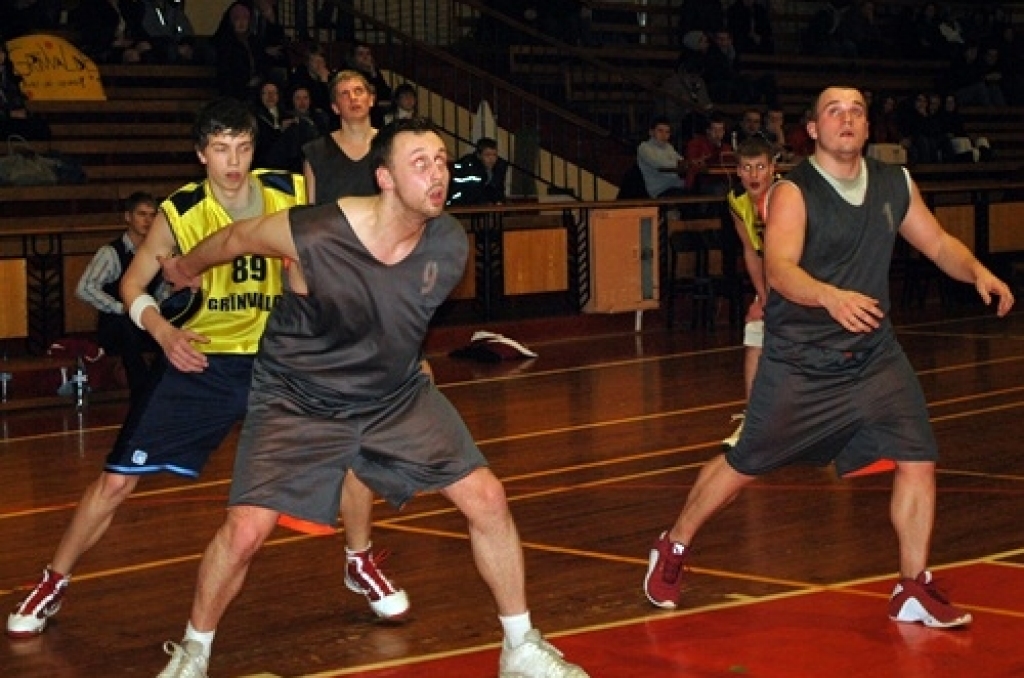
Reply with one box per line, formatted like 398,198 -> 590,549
75,192 -> 165,398
383,82 -> 417,126
653,54 -> 714,139
904,1 -> 946,59
246,0 -> 289,83
761,105 -> 793,162
935,92 -> 991,162
288,44 -> 334,126
447,137 -> 509,206
801,1 -> 856,57
705,30 -> 777,105
677,0 -> 726,45
947,41 -> 1006,108
897,91 -> 943,164
212,1 -> 267,101
732,107 -> 766,147
252,79 -> 284,168
1,39 -> 51,141
837,0 -> 885,58
684,111 -> 734,196
70,0 -> 153,64
264,84 -> 331,173
726,0 -> 774,55
637,116 -> 687,199
869,93 -> 901,145
784,107 -> 815,162
139,0 -> 208,64
346,41 -> 392,128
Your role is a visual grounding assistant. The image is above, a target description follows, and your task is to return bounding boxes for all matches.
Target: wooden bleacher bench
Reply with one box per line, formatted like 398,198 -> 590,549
49,122 -> 194,139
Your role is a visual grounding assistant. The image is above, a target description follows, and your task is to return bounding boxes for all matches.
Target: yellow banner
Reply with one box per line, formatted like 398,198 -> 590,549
7,34 -> 106,101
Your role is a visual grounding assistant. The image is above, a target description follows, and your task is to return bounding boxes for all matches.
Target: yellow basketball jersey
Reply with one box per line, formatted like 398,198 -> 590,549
161,170 -> 307,354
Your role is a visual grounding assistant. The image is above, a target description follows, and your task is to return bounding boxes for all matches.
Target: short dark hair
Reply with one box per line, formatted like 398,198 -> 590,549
192,97 -> 256,149
475,137 -> 498,154
370,117 -> 439,171
736,136 -> 773,160
649,115 -> 672,130
124,191 -> 156,212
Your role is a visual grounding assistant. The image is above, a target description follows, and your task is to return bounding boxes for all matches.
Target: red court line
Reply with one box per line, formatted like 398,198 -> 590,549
319,563 -> 1023,677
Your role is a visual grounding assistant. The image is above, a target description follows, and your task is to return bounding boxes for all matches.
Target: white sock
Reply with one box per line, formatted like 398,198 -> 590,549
499,611 -> 533,648
183,621 -> 215,662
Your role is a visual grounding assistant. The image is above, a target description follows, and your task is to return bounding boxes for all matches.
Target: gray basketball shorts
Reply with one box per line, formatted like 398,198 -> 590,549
726,331 -> 938,477
229,369 -> 488,527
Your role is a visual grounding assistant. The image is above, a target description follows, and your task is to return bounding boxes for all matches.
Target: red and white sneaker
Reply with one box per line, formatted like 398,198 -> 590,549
889,570 -> 972,628
644,531 -> 688,609
345,544 -> 410,620
7,567 -> 70,638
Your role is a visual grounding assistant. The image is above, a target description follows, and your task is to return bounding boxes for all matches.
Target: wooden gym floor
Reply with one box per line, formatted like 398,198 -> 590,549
2,301 -> 1023,677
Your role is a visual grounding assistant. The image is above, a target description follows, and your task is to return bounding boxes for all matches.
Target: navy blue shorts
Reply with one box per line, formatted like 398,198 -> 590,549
104,355 -> 254,477
726,331 -> 938,477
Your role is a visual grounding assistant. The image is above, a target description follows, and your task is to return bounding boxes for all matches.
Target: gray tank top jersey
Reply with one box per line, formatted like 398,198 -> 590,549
302,135 -> 378,204
765,157 -> 910,352
256,201 -> 468,404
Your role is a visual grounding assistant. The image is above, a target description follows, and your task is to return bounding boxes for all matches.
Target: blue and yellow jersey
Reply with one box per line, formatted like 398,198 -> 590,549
161,170 -> 307,354
727,189 -> 765,255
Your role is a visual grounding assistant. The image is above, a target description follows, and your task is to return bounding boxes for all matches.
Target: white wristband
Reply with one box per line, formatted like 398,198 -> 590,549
129,294 -> 159,330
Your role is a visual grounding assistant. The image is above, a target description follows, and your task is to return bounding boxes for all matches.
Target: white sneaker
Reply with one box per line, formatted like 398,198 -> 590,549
156,639 -> 208,678
499,628 -> 589,678
721,412 -> 745,450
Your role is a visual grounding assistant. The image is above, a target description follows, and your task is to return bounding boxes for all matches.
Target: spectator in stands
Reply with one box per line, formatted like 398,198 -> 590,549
288,44 -> 335,126
252,79 -> 284,168
869,92 -> 902,144
264,83 -> 332,173
684,111 -> 734,197
653,54 -> 714,140
346,41 -> 393,129
897,91 -> 943,163
904,2 -> 946,59
837,0 -> 886,58
704,30 -> 777,106
678,0 -> 726,45
71,0 -> 153,64
761,105 -> 794,162
995,23 -> 1024,105
934,92 -> 992,162
800,1 -> 856,57
246,0 -> 289,83
726,0 -> 774,55
0,39 -> 51,141
75,192 -> 164,398
785,107 -> 815,161
139,0 -> 207,65
384,82 -> 418,127
947,41 -> 1006,108
448,137 -> 510,206
637,116 -> 687,198
212,1 -> 268,102
733,107 -> 766,148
